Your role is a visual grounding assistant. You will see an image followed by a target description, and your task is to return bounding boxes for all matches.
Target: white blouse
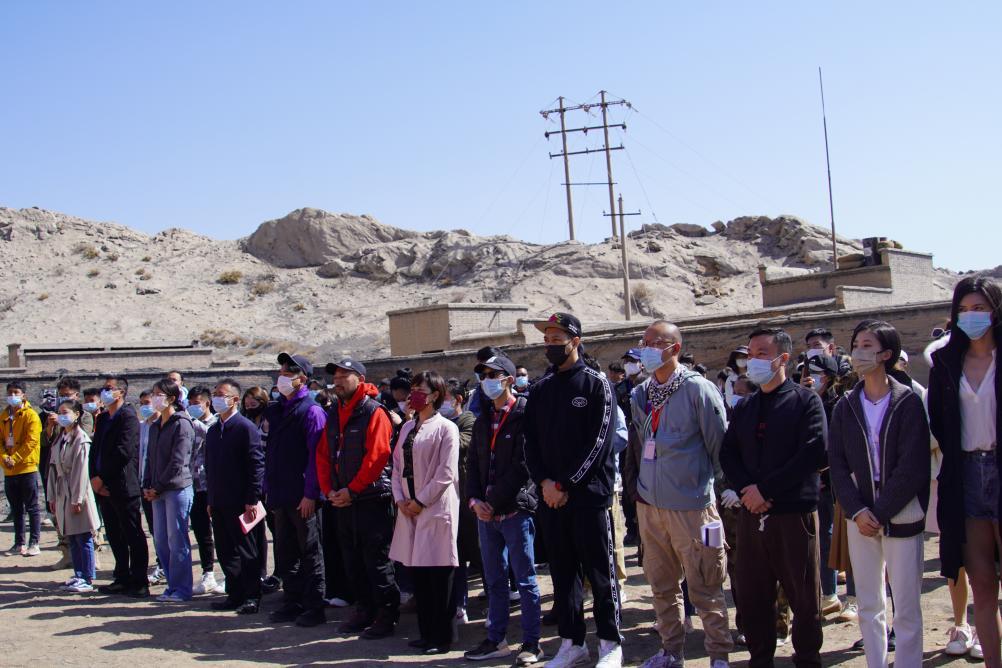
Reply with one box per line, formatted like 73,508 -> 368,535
960,351 -> 997,452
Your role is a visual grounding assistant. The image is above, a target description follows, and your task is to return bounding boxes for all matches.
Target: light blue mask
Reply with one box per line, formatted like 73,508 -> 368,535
83,402 -> 99,414
515,376 -> 529,389
727,395 -> 743,409
746,357 -> 779,386
187,405 -> 205,420
308,390 -> 320,401
6,396 -> 22,408
639,346 -> 664,371
481,378 -> 507,400
438,400 -> 457,419
100,389 -> 116,404
958,312 -> 993,341
139,405 -> 157,420
56,414 -> 76,428
211,396 -> 231,414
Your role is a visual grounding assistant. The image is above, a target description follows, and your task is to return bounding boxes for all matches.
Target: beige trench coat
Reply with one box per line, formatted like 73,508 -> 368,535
46,427 -> 100,536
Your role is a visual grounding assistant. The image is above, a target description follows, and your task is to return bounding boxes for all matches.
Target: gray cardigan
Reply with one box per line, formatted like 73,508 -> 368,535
143,411 -> 195,494
828,377 -> 931,537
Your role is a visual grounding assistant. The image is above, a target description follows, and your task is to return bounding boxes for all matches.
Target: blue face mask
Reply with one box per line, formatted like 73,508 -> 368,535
83,402 -> 99,414
6,395 -> 22,408
746,357 -> 780,386
958,311 -> 993,341
187,405 -> 205,420
100,389 -> 116,405
308,390 -> 320,401
56,413 -> 76,428
438,400 -> 457,419
481,378 -> 507,400
139,405 -> 157,420
728,395 -> 743,409
515,376 -> 529,389
639,346 -> 665,371
211,396 -> 232,414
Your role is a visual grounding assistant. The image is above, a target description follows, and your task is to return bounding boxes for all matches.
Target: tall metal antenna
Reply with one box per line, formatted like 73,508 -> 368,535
819,67 -> 838,270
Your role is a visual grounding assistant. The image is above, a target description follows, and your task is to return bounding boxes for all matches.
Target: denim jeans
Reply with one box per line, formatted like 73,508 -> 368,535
477,511 -> 541,645
68,532 -> 96,583
5,471 -> 41,547
152,486 -> 194,599
818,486 -> 837,596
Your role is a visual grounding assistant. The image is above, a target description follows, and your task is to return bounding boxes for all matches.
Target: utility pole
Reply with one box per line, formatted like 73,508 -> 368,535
604,196 -> 641,320
818,68 -> 838,270
557,97 -> 575,240
541,91 -> 631,241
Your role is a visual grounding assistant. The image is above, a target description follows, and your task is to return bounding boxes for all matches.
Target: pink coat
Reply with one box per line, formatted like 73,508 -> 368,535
389,413 -> 460,567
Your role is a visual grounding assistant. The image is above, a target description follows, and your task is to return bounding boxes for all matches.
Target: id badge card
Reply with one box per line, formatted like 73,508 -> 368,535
643,438 -> 656,460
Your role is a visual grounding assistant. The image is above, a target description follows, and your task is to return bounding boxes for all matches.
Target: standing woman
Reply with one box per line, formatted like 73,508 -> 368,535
389,371 -> 461,655
828,320 -> 930,667
142,379 -> 196,602
929,275 -> 1002,667
47,400 -> 100,593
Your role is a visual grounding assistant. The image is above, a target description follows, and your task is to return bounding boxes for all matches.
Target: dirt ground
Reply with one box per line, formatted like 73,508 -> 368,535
0,522 -> 986,667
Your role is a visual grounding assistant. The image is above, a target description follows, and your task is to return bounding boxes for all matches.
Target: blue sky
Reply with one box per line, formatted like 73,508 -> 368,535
2,2 -> 998,272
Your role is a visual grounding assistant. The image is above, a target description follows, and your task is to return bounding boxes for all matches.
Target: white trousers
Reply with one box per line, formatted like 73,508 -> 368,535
846,521 -> 924,668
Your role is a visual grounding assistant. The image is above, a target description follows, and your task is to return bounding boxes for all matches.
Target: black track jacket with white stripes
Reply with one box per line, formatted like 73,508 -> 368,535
524,358 -> 615,509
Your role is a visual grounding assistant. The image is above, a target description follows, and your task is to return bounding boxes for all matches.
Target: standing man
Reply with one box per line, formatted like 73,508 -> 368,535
630,322 -> 732,668
2,381 -> 42,556
463,354 -> 543,666
523,313 -> 622,668
90,375 -> 149,597
206,378 -> 265,615
316,358 -> 400,639
719,328 -> 827,668
186,385 -> 224,596
264,352 -> 327,627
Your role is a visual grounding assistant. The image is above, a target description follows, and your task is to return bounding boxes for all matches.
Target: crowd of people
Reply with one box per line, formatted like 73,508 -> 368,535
2,274 -> 1001,668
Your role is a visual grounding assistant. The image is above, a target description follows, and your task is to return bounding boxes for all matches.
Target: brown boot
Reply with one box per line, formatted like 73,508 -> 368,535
50,544 -> 72,571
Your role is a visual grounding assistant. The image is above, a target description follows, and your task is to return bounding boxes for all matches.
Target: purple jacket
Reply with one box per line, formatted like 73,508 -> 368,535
262,386 -> 325,507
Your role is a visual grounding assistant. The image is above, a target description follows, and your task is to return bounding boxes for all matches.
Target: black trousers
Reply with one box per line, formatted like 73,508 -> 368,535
273,505 -> 325,612
336,498 -> 399,616
100,494 -> 149,588
412,566 -> 456,646
190,490 -> 215,573
318,501 -> 353,601
735,509 -> 822,668
538,503 -> 621,645
212,506 -> 262,603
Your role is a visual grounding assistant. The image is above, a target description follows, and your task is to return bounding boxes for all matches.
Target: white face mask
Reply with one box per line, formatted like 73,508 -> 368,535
746,357 -> 780,386
151,395 -> 170,412
276,375 -> 297,397
735,358 -> 747,369
624,362 -> 641,377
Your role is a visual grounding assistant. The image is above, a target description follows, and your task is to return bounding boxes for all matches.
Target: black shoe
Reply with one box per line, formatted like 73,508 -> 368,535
361,608 -> 398,640
423,644 -> 451,655
295,608 -> 326,627
888,628 -> 896,651
212,598 -> 243,611
269,603 -> 303,623
124,586 -> 150,598
464,638 -> 509,661
408,638 -> 431,650
623,530 -> 638,546
515,642 -> 544,666
236,599 -> 260,615
542,609 -> 558,626
338,609 -> 375,634
261,575 -> 281,594
99,581 -> 129,595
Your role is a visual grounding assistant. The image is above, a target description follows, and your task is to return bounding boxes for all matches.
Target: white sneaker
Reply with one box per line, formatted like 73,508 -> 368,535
617,582 -> 628,604
945,625 -> 974,655
640,649 -> 683,668
147,566 -> 165,585
821,593 -> 841,615
24,544 -> 40,557
971,629 -> 983,659
837,597 -> 858,622
194,571 -> 224,595
595,640 -> 623,668
67,581 -> 95,593
544,639 -> 590,668
60,577 -> 84,590
42,516 -> 54,527
324,597 -> 350,608
776,632 -> 790,647
509,589 -> 520,602
455,606 -> 469,624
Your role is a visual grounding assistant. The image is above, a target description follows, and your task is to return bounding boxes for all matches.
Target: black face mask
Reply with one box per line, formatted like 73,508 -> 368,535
545,343 -> 571,367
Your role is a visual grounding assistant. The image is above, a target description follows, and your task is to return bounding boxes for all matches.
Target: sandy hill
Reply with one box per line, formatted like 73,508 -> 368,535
0,206 -> 959,363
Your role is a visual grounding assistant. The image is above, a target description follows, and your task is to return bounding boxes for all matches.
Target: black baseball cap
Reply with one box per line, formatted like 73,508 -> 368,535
534,312 -> 582,338
807,354 -> 840,377
277,352 -> 313,378
475,355 -> 517,378
325,358 -> 367,377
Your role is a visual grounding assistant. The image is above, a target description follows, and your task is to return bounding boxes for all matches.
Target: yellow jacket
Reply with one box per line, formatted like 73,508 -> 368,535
1,401 -> 42,476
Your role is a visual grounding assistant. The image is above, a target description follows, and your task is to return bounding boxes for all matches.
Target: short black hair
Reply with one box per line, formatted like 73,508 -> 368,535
56,377 -> 81,393
139,389 -> 151,400
411,370 -> 448,410
103,374 -> 130,396
446,379 -> 469,405
749,327 -> 793,355
6,380 -> 25,393
476,346 -> 502,363
83,387 -> 101,399
216,378 -> 242,395
188,385 -> 212,402
805,328 -> 834,344
607,362 -> 625,374
679,353 -> 695,365
167,370 -> 184,381
152,378 -> 183,410
850,320 -> 902,374
694,363 -> 708,375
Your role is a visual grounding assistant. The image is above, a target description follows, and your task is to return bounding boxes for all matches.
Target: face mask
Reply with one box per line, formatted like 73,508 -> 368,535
851,349 -> 884,375
545,344 -> 571,367
276,375 -> 296,397
811,374 -> 826,390
515,376 -> 529,389
397,401 -> 408,413
806,348 -> 823,359
408,390 -> 429,411
639,346 -> 665,371
56,413 -> 76,428
438,400 -> 457,419
958,311 -> 993,341
624,362 -> 641,377
481,378 -> 507,400
735,358 -> 747,369
100,389 -> 117,405
139,405 -> 157,420
728,395 -> 743,409
151,395 -> 170,412
746,357 -> 780,386
6,396 -> 22,408
243,404 -> 261,417
270,390 -> 281,400
83,402 -> 99,414
308,390 -> 320,401
211,396 -> 232,414
187,405 -> 205,420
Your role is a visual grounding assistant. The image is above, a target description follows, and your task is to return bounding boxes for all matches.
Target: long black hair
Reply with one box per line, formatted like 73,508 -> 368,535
153,379 -> 184,412
947,275 -> 1002,352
